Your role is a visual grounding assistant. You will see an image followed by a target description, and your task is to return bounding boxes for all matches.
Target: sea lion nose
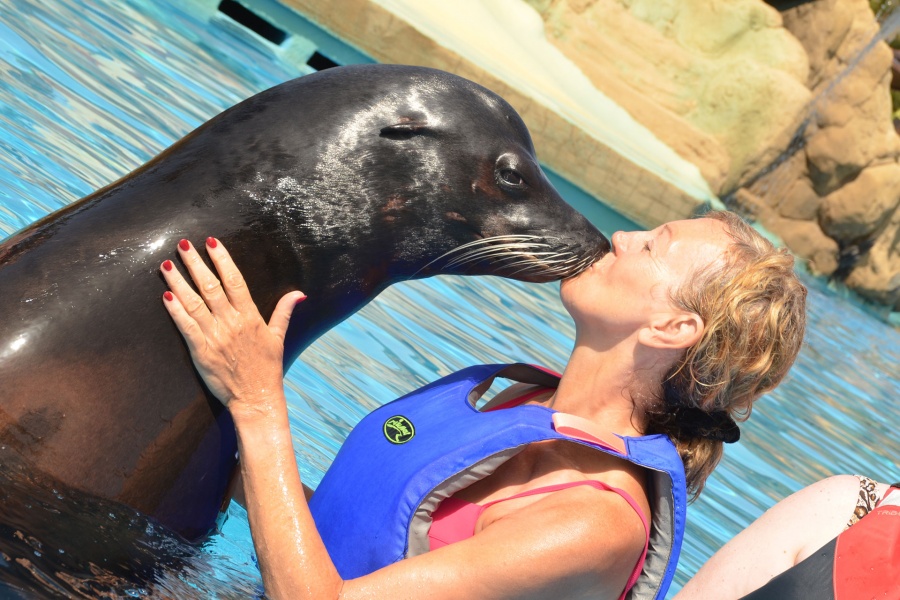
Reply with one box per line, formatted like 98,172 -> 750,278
570,211 -> 611,257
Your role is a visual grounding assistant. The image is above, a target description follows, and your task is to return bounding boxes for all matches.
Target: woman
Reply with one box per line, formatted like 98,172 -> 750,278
159,210 -> 806,600
675,475 -> 900,599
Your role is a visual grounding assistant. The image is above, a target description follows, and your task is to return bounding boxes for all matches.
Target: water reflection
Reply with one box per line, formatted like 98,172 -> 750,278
0,0 -> 898,597
0,0 -> 308,237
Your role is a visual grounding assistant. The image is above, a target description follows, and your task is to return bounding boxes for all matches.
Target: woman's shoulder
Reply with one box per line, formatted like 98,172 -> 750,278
559,438 -> 653,515
479,479 -> 649,597
381,482 -> 649,600
474,440 -> 653,542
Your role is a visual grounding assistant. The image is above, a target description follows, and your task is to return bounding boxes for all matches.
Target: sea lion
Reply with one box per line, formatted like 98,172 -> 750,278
0,64 -> 609,540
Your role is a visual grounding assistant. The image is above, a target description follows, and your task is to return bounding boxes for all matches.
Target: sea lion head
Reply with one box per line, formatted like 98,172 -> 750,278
373,67 -> 610,283
281,65 -> 611,285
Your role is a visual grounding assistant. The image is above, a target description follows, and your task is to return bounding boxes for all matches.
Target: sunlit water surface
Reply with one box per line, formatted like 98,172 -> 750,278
0,0 -> 898,596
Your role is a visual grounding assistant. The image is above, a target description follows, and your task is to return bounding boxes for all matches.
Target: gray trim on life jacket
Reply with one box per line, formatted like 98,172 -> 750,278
630,469 -> 675,600
408,447 -> 527,558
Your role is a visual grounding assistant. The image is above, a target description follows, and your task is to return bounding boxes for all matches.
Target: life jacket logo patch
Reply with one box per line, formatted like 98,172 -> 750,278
383,415 -> 415,444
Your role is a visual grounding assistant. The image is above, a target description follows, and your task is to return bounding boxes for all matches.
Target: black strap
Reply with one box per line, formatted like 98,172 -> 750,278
740,537 -> 836,600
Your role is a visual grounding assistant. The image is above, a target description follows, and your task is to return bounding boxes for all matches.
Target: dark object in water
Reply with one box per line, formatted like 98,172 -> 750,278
0,457 -> 195,598
0,64 -> 609,543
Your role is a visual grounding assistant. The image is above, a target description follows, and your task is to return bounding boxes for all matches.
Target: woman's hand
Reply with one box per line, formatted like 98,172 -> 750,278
160,237 -> 305,420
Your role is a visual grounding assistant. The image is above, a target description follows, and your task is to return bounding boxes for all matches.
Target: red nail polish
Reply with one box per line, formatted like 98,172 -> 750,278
206,237 -> 218,249
162,260 -> 173,272
295,294 -> 307,304
163,291 -> 174,301
179,239 -> 190,251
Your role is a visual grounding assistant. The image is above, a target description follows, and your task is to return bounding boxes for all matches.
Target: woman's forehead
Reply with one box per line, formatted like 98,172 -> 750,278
663,219 -> 731,272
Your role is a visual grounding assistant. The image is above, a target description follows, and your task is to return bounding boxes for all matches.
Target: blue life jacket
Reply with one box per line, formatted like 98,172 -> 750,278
309,363 -> 687,600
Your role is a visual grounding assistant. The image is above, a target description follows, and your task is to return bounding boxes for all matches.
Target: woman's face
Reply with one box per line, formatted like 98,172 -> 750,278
560,218 -> 731,338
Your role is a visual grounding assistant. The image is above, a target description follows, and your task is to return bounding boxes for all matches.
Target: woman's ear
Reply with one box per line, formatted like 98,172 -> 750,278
638,311 -> 705,350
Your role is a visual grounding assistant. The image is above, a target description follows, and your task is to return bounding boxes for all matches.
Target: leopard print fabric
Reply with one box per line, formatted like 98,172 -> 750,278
847,475 -> 881,529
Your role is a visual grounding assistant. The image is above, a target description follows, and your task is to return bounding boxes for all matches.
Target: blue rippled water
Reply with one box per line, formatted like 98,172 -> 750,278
0,0 -> 898,596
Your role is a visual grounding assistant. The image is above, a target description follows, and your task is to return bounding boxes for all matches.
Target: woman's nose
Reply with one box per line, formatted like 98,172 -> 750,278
611,230 -> 641,254
611,231 -> 625,254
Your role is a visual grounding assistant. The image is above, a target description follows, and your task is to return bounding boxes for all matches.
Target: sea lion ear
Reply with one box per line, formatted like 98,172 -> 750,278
380,120 -> 430,138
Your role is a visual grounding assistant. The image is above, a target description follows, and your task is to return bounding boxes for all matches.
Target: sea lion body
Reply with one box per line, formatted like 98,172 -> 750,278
0,64 -> 609,539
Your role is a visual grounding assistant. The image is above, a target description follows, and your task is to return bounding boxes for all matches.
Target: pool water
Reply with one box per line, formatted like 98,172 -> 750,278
0,0 -> 898,597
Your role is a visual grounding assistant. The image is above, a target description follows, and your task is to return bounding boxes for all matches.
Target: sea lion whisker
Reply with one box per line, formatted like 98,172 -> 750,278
445,244 -> 599,278
444,250 -> 526,269
432,240 -> 554,270
451,245 -> 553,260
560,258 -> 589,273
533,253 -> 580,264
443,245 -> 558,269
450,235 -> 552,253
520,252 -> 584,267
482,257 -> 566,275
459,240 -> 555,255
555,253 -> 590,266
501,255 -> 570,269
505,264 -> 559,278
504,253 -> 598,277
452,235 -> 546,249
411,236 -> 549,276
549,258 -> 585,271
444,245 -> 582,272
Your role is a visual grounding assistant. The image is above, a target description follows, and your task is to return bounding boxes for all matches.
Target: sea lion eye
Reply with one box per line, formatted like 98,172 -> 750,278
498,169 -> 524,187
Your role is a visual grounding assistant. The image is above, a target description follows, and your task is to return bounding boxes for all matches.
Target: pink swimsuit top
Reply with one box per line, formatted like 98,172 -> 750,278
427,389 -> 651,600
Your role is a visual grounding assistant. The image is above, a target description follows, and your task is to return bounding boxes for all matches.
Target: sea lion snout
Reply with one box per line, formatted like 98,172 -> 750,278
431,148 -> 610,282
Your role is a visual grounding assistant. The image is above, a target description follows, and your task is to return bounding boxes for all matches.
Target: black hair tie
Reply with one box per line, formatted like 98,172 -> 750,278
673,406 -> 741,443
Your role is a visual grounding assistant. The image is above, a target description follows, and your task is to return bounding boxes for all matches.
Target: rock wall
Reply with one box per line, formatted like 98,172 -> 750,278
526,0 -> 899,311
739,0 -> 900,311
522,0 -> 811,193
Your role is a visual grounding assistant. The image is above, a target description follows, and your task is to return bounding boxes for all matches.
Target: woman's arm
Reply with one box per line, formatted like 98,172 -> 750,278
162,239 -> 339,599
675,475 -> 886,599
232,395 -> 342,599
160,238 -> 647,600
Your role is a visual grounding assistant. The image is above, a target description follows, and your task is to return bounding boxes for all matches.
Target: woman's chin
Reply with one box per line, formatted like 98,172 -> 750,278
557,281 -> 582,320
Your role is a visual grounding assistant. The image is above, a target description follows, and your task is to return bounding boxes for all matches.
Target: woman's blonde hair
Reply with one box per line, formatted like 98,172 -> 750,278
646,210 -> 807,499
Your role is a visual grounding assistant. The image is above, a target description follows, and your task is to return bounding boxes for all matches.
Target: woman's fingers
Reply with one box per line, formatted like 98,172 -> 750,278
161,289 -> 207,356
161,253 -> 218,332
177,238 -> 235,317
204,237 -> 255,313
269,291 -> 307,342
